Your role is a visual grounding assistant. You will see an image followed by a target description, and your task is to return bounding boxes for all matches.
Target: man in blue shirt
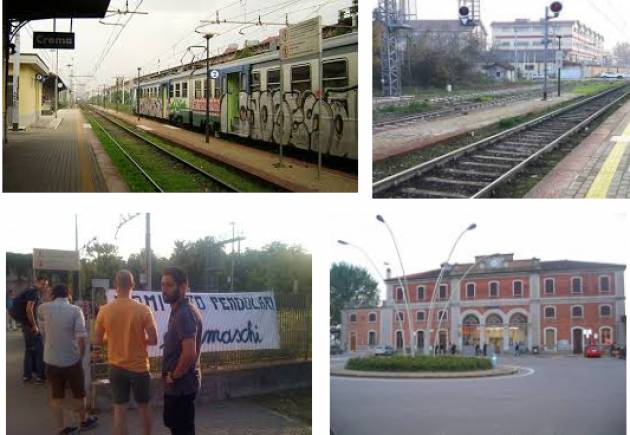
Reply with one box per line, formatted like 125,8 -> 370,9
160,266 -> 203,435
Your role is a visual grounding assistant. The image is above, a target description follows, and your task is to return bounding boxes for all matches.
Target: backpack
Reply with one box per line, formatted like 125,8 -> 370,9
9,288 -> 35,323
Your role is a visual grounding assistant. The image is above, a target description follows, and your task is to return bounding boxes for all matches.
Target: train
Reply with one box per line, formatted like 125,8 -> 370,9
133,30 -> 358,160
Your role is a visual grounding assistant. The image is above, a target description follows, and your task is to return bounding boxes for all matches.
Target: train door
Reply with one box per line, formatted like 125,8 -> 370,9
161,83 -> 168,118
226,72 -> 240,131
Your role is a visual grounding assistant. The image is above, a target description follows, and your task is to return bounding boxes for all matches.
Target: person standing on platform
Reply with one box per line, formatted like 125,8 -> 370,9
161,266 -> 203,435
38,283 -> 98,434
94,270 -> 158,435
15,276 -> 48,383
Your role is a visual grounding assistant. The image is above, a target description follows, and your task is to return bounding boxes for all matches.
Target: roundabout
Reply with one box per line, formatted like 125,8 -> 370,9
331,354 -> 625,435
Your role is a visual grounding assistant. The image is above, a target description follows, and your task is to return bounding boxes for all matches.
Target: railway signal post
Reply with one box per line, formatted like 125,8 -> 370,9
543,1 -> 563,100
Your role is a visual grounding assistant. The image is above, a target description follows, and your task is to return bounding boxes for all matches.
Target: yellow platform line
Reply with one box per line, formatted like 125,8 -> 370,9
585,121 -> 630,198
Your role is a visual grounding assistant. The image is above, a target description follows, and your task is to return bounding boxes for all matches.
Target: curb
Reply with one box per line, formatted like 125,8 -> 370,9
331,365 -> 519,379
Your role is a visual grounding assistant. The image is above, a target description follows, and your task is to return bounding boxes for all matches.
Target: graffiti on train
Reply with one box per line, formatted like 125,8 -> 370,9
221,88 -> 357,159
140,98 -> 163,118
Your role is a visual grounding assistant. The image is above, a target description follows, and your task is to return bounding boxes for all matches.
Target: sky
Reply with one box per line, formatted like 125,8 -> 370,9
17,0 -> 355,98
371,0 -> 630,49
330,201 -> 630,301
3,203 -> 313,259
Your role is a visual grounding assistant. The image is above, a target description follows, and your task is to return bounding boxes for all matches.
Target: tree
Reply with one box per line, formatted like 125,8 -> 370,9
613,42 -> 630,66
330,262 -> 379,326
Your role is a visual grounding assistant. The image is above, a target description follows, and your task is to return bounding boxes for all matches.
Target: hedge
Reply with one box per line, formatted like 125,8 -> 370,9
345,355 -> 492,372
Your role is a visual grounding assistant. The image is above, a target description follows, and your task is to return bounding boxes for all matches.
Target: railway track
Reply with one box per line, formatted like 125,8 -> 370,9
373,84 -> 630,199
83,105 -> 245,192
373,90 -> 545,132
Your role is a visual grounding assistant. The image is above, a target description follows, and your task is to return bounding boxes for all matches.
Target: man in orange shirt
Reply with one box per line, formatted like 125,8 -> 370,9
95,270 -> 158,435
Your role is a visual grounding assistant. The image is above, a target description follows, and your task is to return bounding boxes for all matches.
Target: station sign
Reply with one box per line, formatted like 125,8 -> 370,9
279,16 -> 321,60
33,31 -> 75,49
210,70 -> 220,79
33,248 -> 80,271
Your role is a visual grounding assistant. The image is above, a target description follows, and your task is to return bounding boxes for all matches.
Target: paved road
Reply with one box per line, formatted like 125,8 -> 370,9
6,331 -> 309,434
331,355 -> 625,435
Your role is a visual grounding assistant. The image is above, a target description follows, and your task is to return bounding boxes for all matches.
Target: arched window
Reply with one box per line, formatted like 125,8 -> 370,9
571,277 -> 583,293
485,313 -> 503,326
513,280 -> 523,297
571,306 -> 583,318
544,278 -> 555,295
349,313 -> 357,322
463,314 -> 480,325
396,287 -> 404,303
368,312 -> 377,323
462,314 -> 480,346
509,313 -> 527,325
368,331 -> 377,347
437,310 -> 447,321
466,283 -> 475,299
438,284 -> 448,300
599,276 -> 610,292
396,311 -> 404,322
416,311 -> 425,321
544,306 -> 556,319
599,305 -> 612,317
416,286 -> 425,301
489,281 -> 499,298
599,327 -> 612,345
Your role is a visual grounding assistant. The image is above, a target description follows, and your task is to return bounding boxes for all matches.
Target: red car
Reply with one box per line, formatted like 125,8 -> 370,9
584,345 -> 602,358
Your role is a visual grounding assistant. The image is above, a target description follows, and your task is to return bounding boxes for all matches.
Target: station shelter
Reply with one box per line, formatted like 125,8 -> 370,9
7,53 -> 49,128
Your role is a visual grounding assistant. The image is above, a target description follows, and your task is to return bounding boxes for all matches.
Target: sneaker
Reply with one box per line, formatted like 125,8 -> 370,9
34,377 -> 45,384
22,376 -> 32,382
79,416 -> 98,431
58,427 -> 79,434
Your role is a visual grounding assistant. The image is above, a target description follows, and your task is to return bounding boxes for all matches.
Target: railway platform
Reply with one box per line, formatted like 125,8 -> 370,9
373,92 -> 578,162
526,98 -> 630,198
96,106 -> 357,193
3,109 -> 127,192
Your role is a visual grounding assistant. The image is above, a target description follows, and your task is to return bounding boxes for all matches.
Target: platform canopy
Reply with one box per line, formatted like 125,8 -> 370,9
7,0 -> 111,21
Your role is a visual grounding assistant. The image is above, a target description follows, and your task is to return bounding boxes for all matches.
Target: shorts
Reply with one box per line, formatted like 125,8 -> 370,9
108,365 -> 151,405
46,361 -> 85,400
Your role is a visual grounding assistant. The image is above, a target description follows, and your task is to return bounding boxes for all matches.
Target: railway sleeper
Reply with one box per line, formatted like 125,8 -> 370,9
443,168 -> 501,178
423,177 -> 489,188
399,188 -> 467,199
459,161 -> 512,170
486,149 -> 533,158
472,154 -> 523,163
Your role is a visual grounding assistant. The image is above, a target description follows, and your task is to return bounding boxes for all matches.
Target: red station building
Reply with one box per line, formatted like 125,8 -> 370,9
341,254 -> 626,355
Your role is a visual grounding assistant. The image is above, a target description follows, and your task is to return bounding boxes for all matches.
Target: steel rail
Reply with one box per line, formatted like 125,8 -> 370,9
85,105 -> 241,192
85,110 -> 164,192
373,85 -> 629,197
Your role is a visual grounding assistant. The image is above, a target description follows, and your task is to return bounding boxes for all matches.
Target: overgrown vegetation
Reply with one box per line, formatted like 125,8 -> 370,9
498,115 -> 525,128
346,355 -> 492,372
377,100 -> 432,115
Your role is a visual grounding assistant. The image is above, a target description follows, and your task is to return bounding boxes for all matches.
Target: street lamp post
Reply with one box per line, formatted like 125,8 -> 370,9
556,35 -> 562,97
543,2 -> 563,100
337,240 -> 406,349
203,33 -> 215,144
376,215 -> 416,357
426,223 -> 476,355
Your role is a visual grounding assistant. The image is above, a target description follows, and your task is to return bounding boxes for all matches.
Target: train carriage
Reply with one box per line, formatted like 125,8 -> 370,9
136,29 -> 357,160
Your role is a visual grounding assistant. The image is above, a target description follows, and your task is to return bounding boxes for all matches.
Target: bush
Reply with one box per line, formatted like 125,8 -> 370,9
498,116 -> 524,128
345,355 -> 492,372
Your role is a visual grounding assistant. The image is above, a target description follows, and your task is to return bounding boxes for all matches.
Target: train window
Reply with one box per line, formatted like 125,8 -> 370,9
267,68 -> 281,92
323,59 -> 348,92
251,71 -> 261,93
182,82 -> 188,98
194,80 -> 202,99
169,84 -> 174,98
175,83 -> 181,98
291,64 -> 311,93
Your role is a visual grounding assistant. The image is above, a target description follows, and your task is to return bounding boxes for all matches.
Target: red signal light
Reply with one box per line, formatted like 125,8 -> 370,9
550,1 -> 562,13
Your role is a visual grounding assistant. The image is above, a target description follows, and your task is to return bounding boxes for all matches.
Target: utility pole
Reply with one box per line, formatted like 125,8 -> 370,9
543,2 -> 563,100
513,27 -> 518,80
204,33 -> 212,143
116,77 -> 119,112
230,222 -> 235,292
11,27 -> 20,130
146,213 -> 151,291
556,35 -> 562,97
137,67 -> 141,120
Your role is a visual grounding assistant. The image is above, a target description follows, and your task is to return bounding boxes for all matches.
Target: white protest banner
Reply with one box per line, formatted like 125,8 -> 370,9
104,290 -> 280,356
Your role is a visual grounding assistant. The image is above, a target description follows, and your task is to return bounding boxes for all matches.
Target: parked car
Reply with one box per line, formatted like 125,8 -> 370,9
330,344 -> 343,355
372,345 -> 395,356
584,345 -> 603,358
600,72 -> 625,79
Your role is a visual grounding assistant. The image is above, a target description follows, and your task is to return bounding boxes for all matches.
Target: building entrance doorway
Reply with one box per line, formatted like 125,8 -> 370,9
350,333 -> 356,351
396,331 -> 404,350
486,327 -> 503,353
573,328 -> 583,354
416,330 -> 424,353
545,328 -> 556,351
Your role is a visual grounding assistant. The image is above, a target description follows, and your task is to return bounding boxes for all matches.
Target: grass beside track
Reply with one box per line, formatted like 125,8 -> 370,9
84,111 -> 157,191
346,355 -> 492,372
85,108 -> 279,192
